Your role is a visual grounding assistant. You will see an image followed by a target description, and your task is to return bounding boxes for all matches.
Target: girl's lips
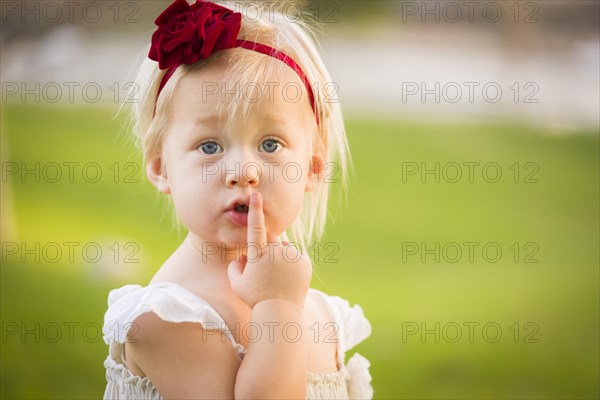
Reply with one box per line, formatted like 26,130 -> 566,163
224,210 -> 248,227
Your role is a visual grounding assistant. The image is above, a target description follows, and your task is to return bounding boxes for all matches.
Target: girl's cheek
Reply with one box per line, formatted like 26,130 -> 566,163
182,164 -> 216,184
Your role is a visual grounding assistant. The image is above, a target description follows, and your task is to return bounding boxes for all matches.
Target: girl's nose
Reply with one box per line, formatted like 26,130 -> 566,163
225,162 -> 260,188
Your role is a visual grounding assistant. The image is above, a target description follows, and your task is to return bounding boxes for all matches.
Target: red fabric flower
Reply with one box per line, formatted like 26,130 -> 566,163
148,0 -> 242,70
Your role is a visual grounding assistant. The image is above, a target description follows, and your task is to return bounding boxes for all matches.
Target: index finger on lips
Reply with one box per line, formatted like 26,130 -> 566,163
247,192 -> 267,249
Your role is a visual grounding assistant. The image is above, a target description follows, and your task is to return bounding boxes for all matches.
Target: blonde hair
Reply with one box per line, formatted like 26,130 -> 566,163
122,0 -> 353,255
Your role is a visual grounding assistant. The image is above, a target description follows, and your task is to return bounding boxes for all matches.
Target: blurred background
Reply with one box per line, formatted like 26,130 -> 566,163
1,0 -> 598,399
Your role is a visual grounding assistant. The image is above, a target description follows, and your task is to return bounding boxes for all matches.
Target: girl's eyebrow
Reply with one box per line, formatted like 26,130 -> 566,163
188,115 -> 220,131
181,116 -> 220,140
191,115 -> 219,126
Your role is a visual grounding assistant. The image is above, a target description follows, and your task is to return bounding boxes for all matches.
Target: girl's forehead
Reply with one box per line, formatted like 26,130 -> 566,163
173,61 -> 314,132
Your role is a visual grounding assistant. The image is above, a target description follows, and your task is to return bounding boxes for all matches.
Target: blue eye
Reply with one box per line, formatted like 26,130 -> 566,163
260,138 -> 282,153
199,141 -> 222,155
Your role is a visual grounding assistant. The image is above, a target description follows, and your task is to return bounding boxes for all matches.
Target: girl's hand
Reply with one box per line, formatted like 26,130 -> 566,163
227,192 -> 312,310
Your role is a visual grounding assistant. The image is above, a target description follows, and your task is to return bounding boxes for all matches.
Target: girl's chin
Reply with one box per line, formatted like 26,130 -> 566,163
209,231 -> 250,249
190,224 -> 285,248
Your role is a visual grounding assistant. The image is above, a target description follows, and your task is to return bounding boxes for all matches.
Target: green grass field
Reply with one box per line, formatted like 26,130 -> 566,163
1,104 -> 598,399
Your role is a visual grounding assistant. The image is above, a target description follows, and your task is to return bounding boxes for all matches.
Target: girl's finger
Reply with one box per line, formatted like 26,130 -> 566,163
247,192 -> 267,249
266,232 -> 281,244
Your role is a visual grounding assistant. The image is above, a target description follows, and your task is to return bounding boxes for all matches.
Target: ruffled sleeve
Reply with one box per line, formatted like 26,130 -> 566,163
323,294 -> 372,354
102,283 -> 247,361
308,289 -> 373,400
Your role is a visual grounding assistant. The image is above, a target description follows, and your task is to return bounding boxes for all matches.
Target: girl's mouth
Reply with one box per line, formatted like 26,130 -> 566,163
234,204 -> 249,213
224,205 -> 249,226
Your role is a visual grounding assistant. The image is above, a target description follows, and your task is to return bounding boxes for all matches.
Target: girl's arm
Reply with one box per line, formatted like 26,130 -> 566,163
227,192 -> 313,399
124,312 -> 240,399
234,299 -> 307,399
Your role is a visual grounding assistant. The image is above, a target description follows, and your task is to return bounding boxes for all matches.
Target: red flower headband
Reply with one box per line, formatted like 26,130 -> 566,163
148,0 -> 318,124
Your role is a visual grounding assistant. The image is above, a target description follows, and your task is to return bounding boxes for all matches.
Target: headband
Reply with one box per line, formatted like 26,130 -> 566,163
148,0 -> 318,124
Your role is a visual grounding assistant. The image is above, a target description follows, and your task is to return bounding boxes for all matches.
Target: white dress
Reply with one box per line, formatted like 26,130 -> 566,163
102,282 -> 373,399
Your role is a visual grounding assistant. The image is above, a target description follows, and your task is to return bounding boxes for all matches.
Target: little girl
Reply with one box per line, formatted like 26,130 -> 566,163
101,1 -> 372,398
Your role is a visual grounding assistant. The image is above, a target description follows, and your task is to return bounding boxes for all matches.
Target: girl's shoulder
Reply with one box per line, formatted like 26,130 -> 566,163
101,282 -> 240,350
308,288 -> 372,353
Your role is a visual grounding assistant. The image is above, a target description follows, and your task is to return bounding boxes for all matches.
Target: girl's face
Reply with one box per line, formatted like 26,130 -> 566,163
147,61 -> 322,249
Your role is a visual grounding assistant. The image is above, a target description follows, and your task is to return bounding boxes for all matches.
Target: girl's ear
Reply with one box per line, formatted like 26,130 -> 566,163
305,153 -> 325,192
146,155 -> 171,194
